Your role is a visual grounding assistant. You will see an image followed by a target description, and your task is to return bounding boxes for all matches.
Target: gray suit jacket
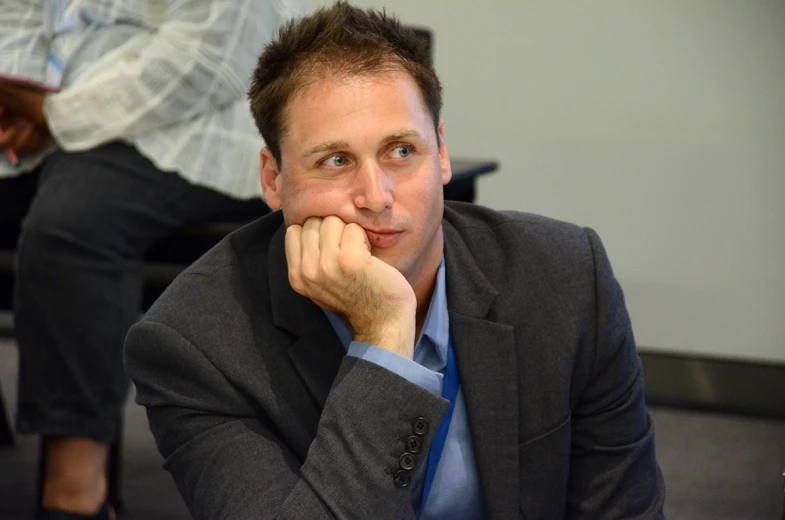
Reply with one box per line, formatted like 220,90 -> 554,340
125,201 -> 665,520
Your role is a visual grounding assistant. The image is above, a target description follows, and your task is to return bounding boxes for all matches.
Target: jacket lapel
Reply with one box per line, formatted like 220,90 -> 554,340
443,219 -> 520,520
266,221 -> 346,409
247,213 -> 520,517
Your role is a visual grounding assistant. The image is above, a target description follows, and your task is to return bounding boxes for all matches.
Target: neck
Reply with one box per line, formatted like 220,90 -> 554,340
409,227 -> 444,340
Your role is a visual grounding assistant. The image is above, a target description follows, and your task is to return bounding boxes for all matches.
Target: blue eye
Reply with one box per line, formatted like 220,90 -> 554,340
324,155 -> 347,167
391,145 -> 412,158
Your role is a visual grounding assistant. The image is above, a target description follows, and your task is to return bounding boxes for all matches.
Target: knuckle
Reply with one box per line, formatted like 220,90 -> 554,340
345,222 -> 362,233
288,271 -> 303,292
319,255 -> 335,276
300,263 -> 319,283
304,216 -> 323,228
337,249 -> 359,273
286,224 -> 302,237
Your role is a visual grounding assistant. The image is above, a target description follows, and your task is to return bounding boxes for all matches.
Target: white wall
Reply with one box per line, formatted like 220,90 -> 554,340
312,1 -> 785,363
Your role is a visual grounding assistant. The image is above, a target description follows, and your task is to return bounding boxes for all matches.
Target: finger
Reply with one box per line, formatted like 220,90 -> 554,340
28,126 -> 49,150
0,125 -> 18,149
319,216 -> 345,268
342,223 -> 371,251
340,223 -> 372,272
0,108 -> 12,130
300,217 -> 323,282
11,121 -> 34,153
20,123 -> 50,153
284,224 -> 304,292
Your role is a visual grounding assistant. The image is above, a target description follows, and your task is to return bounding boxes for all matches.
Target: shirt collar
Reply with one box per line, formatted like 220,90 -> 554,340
323,256 -> 449,370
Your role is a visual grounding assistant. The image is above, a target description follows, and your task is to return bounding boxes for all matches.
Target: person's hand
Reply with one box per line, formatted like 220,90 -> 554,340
0,82 -> 50,161
286,216 -> 417,359
0,82 -> 47,127
0,107 -> 49,158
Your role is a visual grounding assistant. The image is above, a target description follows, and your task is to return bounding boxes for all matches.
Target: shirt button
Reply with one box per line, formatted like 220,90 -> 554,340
393,470 -> 411,488
412,417 -> 429,436
399,452 -> 417,470
406,435 -> 423,453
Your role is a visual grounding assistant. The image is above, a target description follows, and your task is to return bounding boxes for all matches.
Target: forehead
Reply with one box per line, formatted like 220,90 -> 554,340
281,70 -> 433,147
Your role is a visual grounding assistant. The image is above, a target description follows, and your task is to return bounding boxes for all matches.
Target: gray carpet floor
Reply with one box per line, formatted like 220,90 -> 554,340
0,338 -> 783,519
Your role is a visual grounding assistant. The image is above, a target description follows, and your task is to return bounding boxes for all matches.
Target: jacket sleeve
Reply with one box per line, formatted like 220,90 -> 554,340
566,228 -> 666,519
125,320 -> 449,520
44,0 -> 289,148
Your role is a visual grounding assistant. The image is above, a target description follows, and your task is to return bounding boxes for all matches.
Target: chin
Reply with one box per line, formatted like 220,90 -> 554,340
372,250 -> 408,273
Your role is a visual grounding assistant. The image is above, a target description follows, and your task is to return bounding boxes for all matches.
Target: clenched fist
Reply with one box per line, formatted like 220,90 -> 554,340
285,216 -> 417,359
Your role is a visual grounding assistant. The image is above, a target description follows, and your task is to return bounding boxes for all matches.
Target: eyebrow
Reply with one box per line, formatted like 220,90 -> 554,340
301,129 -> 423,158
302,140 -> 350,158
381,129 -> 422,144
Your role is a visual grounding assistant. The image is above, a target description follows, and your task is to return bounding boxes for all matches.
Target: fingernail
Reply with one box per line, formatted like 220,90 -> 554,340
6,149 -> 19,166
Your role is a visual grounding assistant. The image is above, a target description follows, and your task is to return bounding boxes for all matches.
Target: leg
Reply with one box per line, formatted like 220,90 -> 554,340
0,171 -> 39,225
0,172 -> 39,308
0,172 -> 39,445
13,142 -> 267,516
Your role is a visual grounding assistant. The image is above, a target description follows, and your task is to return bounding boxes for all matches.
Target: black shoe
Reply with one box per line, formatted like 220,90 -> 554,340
36,504 -> 111,520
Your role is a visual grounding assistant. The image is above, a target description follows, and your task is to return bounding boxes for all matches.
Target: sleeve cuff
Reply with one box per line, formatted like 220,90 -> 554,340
43,91 -> 93,148
347,342 -> 442,395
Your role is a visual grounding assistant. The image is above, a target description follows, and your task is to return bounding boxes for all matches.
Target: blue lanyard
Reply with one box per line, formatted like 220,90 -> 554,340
418,336 -> 459,518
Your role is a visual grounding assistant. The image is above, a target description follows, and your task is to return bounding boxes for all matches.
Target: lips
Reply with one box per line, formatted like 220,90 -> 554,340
365,229 -> 403,248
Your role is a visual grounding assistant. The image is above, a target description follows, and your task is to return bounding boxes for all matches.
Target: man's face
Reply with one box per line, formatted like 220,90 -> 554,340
261,69 -> 452,286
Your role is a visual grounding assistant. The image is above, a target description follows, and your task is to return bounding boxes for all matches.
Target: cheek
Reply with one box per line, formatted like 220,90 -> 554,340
281,182 -> 350,224
415,183 -> 445,234
406,176 -> 443,215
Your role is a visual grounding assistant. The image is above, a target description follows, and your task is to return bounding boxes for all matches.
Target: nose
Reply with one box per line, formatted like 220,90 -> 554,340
353,159 -> 393,212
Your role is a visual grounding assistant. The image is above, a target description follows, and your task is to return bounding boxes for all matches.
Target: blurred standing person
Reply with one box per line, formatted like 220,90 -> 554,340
0,1 -> 309,518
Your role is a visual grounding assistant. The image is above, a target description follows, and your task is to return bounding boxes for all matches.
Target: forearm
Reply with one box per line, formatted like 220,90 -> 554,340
152,359 -> 448,519
348,342 -> 442,395
128,322 -> 448,519
290,357 -> 448,519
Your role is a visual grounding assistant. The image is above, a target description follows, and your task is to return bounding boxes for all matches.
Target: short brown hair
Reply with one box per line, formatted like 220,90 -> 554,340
248,2 -> 442,166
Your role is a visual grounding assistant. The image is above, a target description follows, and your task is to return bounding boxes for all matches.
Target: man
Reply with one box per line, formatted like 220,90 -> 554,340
0,1 -> 306,518
126,3 -> 666,519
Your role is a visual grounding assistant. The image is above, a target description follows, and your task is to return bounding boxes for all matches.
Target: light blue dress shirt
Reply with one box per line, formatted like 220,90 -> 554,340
324,258 -> 486,519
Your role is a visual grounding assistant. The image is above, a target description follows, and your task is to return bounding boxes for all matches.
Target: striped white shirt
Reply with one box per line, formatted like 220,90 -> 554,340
0,0 -> 309,199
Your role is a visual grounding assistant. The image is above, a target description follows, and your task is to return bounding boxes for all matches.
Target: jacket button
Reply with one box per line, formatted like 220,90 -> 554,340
406,435 -> 422,453
393,470 -> 411,488
399,452 -> 417,470
412,417 -> 429,436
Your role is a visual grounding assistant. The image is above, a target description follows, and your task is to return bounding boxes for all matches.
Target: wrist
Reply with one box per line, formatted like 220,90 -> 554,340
353,307 -> 416,359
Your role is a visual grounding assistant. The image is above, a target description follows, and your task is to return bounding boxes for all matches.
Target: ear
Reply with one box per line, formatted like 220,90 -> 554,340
260,147 -> 282,210
437,119 -> 452,186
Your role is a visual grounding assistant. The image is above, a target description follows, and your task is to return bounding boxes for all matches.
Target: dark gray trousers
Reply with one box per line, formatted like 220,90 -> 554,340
0,142 -> 267,442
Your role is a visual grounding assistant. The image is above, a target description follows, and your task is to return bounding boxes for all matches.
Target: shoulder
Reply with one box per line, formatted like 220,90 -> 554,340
140,211 -> 284,337
441,202 -> 614,339
443,201 -> 597,272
